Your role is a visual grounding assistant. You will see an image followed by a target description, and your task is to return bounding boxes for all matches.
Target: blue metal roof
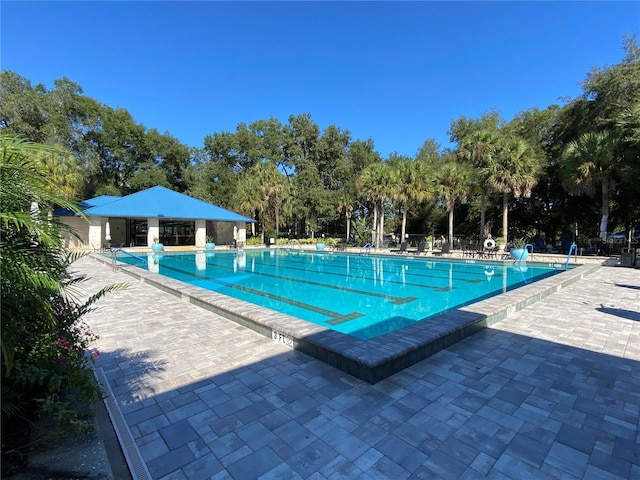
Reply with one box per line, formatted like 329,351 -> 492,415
84,195 -> 120,207
59,186 -> 255,222
53,194 -> 122,217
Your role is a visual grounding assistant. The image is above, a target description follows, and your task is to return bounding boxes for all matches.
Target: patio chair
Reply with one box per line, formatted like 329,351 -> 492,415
334,240 -> 347,252
395,241 -> 408,254
483,246 -> 497,259
412,240 -> 426,255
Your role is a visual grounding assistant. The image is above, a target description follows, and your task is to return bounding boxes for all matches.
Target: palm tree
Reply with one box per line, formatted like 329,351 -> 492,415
561,131 -> 620,238
487,137 -> 542,242
31,145 -> 84,217
235,161 -> 286,241
457,129 -> 500,239
356,162 -> 393,247
34,147 -> 84,201
433,157 -> 474,245
390,158 -> 430,241
260,162 -> 287,236
1,132 -> 123,446
337,197 -> 354,242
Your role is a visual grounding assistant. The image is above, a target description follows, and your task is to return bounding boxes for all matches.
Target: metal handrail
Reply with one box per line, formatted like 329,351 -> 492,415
359,242 -> 374,255
111,248 -> 147,271
514,244 -> 534,264
564,243 -> 578,268
549,242 -> 578,269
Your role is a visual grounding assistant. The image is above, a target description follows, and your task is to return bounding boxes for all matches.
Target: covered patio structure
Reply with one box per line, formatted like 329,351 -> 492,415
56,186 -> 255,250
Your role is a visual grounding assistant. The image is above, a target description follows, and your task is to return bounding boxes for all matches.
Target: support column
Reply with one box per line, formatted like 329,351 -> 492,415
88,217 -> 102,250
195,220 -> 206,247
148,218 -> 159,247
236,222 -> 247,244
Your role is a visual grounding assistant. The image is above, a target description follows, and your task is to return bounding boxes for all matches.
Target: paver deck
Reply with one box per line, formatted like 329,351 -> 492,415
75,256 -> 640,479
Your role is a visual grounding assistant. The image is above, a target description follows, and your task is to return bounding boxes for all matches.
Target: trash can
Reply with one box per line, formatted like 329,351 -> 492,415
620,248 -> 636,267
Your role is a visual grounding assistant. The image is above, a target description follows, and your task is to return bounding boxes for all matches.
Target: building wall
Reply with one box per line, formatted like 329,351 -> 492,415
58,215 -> 249,250
60,217 -> 90,249
195,220 -> 206,247
211,221 -> 246,245
108,218 -> 127,247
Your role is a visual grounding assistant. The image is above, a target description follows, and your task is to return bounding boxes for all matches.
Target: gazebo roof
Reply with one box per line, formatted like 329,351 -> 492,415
56,186 -> 255,222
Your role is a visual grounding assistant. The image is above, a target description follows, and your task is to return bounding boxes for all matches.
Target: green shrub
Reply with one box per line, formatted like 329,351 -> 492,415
0,133 -> 126,473
245,236 -> 263,246
322,237 -> 340,247
511,237 -> 527,249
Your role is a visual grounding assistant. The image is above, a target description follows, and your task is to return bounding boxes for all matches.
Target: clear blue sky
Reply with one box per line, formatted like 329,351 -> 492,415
2,1 -> 638,158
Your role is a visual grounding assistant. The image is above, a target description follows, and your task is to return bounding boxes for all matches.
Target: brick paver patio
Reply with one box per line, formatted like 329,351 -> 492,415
76,256 -> 640,479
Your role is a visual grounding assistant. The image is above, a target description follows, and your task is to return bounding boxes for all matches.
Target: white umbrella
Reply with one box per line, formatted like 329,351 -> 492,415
599,215 -> 608,239
30,201 -> 40,217
233,225 -> 238,240
105,221 -> 111,242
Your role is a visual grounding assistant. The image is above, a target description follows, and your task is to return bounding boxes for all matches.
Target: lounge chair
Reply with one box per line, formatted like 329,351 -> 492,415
395,241 -> 408,254
334,240 -> 347,252
412,240 -> 426,255
483,246 -> 497,259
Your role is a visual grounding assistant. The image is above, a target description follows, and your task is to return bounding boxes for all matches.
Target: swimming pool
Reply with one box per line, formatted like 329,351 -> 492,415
115,249 -> 565,340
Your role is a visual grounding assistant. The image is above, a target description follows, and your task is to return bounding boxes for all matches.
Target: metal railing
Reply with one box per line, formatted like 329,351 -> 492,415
359,242 -> 374,255
564,243 -> 578,268
111,247 -> 147,271
513,244 -> 534,264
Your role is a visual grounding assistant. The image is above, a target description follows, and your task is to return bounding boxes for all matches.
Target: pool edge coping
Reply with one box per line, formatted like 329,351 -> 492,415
90,252 -> 601,384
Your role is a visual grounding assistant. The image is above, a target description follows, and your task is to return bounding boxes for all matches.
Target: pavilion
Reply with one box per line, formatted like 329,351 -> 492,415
55,185 -> 255,250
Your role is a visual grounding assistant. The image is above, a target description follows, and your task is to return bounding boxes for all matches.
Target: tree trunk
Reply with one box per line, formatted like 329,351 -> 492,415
372,202 -> 378,246
401,202 -> 407,240
479,192 -> 486,240
378,203 -> 385,248
601,175 -> 610,219
502,193 -> 509,242
275,194 -> 279,236
448,200 -> 455,245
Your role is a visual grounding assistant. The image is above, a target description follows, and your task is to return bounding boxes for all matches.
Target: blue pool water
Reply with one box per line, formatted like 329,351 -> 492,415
116,250 -> 565,340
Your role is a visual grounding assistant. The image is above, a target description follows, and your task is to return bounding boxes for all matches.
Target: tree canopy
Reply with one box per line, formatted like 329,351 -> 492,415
1,35 -> 638,247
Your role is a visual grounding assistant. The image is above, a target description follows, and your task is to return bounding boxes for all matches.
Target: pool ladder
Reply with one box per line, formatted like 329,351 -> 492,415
513,242 -> 578,270
275,240 -> 303,253
111,247 -> 147,271
553,243 -> 578,269
513,244 -> 534,265
359,242 -> 374,255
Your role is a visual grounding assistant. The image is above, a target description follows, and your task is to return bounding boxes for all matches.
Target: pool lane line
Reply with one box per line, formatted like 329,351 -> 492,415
184,252 -> 455,295
326,312 -> 364,326
180,251 -> 458,291
170,254 -> 420,305
270,249 -> 495,279
160,263 -> 365,325
249,252 -> 486,287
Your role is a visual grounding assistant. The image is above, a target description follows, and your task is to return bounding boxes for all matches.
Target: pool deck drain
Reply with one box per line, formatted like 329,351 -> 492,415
92,252 -> 600,384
